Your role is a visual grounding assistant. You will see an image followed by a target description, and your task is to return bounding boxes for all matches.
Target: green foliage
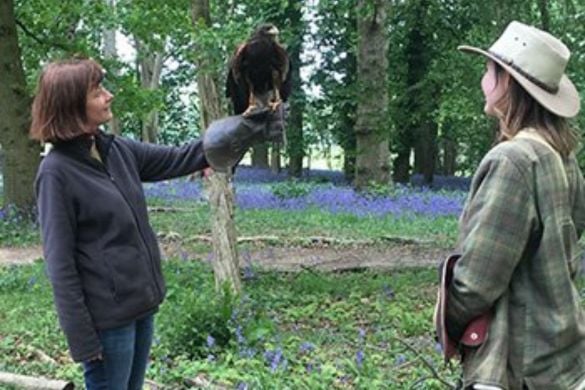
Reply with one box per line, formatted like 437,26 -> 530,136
7,0 -> 585,185
148,201 -> 459,248
0,260 -> 466,389
157,263 -> 236,359
270,180 -> 314,199
361,181 -> 396,198
0,206 -> 39,247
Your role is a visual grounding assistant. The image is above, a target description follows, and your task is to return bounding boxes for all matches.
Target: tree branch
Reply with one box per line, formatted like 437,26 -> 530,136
15,19 -> 71,52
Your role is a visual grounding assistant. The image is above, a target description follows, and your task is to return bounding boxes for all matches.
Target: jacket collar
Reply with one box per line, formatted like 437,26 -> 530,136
52,130 -> 115,164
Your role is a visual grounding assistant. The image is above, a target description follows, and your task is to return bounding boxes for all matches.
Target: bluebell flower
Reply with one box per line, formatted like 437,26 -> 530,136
395,354 -> 407,365
235,325 -> 245,345
356,350 -> 364,368
206,334 -> 215,348
383,284 -> 395,300
299,342 -> 314,354
239,347 -> 256,358
264,348 -> 284,372
236,382 -> 249,390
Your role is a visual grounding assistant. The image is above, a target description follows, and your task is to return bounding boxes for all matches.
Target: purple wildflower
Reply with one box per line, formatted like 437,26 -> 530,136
395,354 -> 407,365
235,325 -> 246,345
358,328 -> 366,341
383,284 -> 395,300
299,342 -> 314,354
206,335 -> 215,348
356,350 -> 364,368
264,348 -> 284,372
239,347 -> 256,358
236,383 -> 249,390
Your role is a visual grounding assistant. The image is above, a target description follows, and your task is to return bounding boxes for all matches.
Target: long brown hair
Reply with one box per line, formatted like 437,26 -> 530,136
30,58 -> 105,143
493,63 -> 579,158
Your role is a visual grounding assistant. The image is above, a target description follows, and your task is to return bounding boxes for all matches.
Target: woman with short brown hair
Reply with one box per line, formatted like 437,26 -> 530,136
32,57 -> 281,389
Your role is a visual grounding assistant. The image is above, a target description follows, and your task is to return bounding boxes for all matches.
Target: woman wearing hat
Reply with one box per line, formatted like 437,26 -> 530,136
444,21 -> 585,389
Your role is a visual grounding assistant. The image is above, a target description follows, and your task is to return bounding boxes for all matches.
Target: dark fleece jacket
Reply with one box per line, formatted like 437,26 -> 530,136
35,131 -> 208,362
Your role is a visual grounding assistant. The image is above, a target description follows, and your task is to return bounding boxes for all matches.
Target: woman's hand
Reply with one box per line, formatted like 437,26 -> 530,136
87,353 -> 103,362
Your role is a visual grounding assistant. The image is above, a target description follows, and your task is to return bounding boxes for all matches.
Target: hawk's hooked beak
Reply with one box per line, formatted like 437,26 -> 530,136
268,26 -> 280,37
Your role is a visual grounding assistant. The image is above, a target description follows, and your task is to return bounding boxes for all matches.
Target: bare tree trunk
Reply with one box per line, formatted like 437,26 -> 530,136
136,39 -> 164,143
354,0 -> 390,189
103,0 -> 121,135
251,144 -> 269,168
191,0 -> 241,293
0,0 -> 40,211
414,121 -> 437,184
442,138 -> 457,176
537,0 -> 550,31
285,0 -> 305,178
271,142 -> 281,174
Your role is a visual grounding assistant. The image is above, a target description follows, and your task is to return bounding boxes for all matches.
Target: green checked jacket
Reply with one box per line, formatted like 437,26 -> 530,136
446,133 -> 585,390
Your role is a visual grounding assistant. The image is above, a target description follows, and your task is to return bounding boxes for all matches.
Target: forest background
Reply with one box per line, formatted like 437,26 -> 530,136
2,0 -> 585,210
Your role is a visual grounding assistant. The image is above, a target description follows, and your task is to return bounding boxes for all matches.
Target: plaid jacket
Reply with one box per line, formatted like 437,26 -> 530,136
446,134 -> 585,389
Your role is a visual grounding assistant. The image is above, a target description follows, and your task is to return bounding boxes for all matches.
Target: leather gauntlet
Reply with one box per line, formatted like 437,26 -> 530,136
203,105 -> 286,172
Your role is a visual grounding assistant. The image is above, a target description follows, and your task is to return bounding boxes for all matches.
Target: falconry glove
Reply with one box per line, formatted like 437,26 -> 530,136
203,104 -> 286,172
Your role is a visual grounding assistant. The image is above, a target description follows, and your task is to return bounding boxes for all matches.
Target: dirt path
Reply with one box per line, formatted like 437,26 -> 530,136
0,246 -> 44,266
0,242 -> 448,271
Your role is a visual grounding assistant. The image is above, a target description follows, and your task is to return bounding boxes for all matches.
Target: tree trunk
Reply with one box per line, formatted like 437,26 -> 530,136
251,144 -> 269,168
191,0 -> 241,293
285,0 -> 305,178
537,0 -> 550,31
392,150 -> 410,183
354,0 -> 390,189
0,0 -> 40,211
136,39 -> 164,143
414,122 -> 437,185
343,147 -> 356,183
103,0 -> 121,135
442,138 -> 457,176
270,142 -> 281,174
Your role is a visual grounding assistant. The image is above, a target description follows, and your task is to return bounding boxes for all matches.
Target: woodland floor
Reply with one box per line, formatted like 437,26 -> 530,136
0,241 -> 448,271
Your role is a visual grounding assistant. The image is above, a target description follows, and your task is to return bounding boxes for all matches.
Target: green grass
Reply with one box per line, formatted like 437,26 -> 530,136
149,205 -> 459,247
1,258 -> 584,388
0,200 -> 458,249
0,260 -> 463,389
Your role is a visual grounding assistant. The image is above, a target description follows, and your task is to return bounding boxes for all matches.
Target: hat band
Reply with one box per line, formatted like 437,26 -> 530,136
488,50 -> 559,94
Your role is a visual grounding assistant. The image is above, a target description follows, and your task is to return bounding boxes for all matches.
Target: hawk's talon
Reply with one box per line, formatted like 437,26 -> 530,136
242,104 -> 258,117
268,100 -> 282,112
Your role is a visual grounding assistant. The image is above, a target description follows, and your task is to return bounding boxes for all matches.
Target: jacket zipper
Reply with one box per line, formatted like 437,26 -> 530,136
99,164 -> 163,299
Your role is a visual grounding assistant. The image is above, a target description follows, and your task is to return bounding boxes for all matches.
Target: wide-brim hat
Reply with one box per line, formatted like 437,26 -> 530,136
459,21 -> 580,118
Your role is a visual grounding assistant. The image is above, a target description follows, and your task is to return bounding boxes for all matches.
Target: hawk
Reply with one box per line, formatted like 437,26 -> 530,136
226,23 -> 292,116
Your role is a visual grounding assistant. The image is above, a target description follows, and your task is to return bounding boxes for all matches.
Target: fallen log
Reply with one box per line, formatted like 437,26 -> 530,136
0,372 -> 74,390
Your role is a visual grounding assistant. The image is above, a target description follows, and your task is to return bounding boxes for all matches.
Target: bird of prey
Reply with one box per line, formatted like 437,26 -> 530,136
226,23 -> 292,116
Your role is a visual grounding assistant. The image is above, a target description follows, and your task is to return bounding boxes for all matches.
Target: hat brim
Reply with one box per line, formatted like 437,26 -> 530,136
458,45 -> 580,118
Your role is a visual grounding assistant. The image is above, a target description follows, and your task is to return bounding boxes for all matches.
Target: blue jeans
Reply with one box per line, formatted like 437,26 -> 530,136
83,314 -> 154,390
